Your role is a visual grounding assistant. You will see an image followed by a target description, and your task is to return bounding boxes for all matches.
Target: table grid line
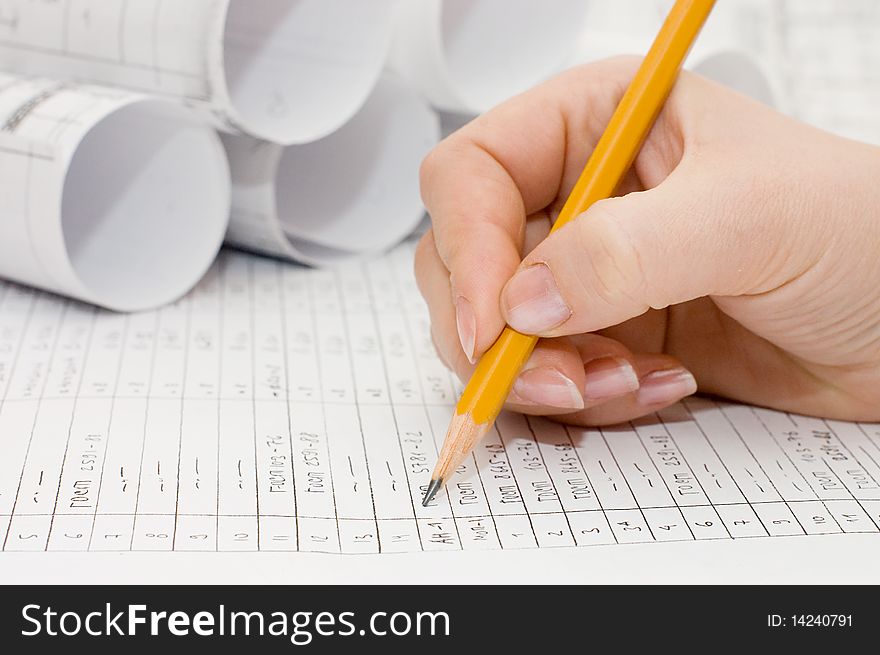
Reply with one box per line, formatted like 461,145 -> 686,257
0,246 -> 879,553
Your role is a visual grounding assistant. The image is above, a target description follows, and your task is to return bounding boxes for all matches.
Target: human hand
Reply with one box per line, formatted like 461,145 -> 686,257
415,56 -> 880,425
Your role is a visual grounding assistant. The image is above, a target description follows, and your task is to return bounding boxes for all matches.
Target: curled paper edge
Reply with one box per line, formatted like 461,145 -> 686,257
223,72 -> 440,268
0,78 -> 231,311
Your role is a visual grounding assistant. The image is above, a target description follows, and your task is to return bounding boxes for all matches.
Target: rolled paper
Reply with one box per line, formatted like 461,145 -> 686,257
389,0 -> 592,114
223,73 -> 440,267
0,73 -> 230,311
0,0 -> 398,144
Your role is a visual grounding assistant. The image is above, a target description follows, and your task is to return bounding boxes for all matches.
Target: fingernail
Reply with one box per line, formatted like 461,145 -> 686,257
583,357 -> 640,401
454,296 -> 476,364
636,368 -> 697,406
504,263 -> 572,334
511,367 -> 585,410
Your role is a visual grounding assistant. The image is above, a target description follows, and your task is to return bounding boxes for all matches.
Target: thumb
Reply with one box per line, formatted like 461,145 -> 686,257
500,169 -> 794,337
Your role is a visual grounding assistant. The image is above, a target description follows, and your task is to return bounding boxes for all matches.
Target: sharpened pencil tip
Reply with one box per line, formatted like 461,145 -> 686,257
422,478 -> 443,507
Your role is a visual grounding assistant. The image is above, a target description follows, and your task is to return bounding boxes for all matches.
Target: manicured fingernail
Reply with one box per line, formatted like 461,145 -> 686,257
636,368 -> 697,406
511,367 -> 585,410
504,263 -> 572,334
454,296 -> 476,364
583,357 -> 640,401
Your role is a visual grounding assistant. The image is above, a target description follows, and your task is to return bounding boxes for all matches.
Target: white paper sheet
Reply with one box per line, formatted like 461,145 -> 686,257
0,0 -> 398,144
0,241 -> 876,586
0,73 -> 230,311
223,74 -> 439,266
774,0 -> 880,145
0,1 -> 878,585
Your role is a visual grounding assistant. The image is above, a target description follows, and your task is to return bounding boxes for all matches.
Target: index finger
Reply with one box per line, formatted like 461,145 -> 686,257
419,57 -> 638,360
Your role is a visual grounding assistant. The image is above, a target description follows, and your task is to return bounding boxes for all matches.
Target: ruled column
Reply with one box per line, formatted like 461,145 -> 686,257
252,257 -> 297,551
49,310 -> 125,551
686,398 -> 806,537
658,404 -> 769,538
310,269 -> 378,554
175,264 -> 221,551
3,296 -> 70,551
90,311 -> 158,551
217,253 -> 258,551
756,407 -> 878,534
568,424 -> 653,544
0,284 -> 36,548
385,251 -> 468,550
363,260 -> 427,552
130,296 -> 189,551
717,402 -> 838,535
532,417 -> 616,547
284,265 -> 340,553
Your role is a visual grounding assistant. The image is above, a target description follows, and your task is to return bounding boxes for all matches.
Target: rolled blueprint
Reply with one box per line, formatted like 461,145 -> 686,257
0,0 -> 398,144
0,73 -> 230,311
223,73 -> 440,267
388,0 -> 592,114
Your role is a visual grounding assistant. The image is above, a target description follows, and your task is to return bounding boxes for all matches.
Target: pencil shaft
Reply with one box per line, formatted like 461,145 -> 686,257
552,0 -> 716,233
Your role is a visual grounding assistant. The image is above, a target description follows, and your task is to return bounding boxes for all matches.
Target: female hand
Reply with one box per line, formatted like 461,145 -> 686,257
415,56 -> 880,425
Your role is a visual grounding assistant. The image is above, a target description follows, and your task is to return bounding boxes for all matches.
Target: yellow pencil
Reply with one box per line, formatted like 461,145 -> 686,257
422,0 -> 717,506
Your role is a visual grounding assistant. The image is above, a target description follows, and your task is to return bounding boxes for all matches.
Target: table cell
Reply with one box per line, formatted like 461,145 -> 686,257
454,516 -> 500,550
752,502 -> 805,536
416,518 -> 460,552
174,515 -> 217,551
4,515 -> 50,551
825,500 -> 878,533
89,514 -> 134,551
339,518 -> 381,554
530,512 -> 576,548
605,509 -> 654,544
642,507 -> 693,542
258,516 -> 297,551
378,518 -> 421,553
567,510 -> 616,546
715,504 -> 768,538
218,516 -> 258,551
788,500 -> 843,535
131,514 -> 175,551
298,516 -> 341,554
494,514 -> 538,550
47,514 -> 93,551
681,505 -> 729,540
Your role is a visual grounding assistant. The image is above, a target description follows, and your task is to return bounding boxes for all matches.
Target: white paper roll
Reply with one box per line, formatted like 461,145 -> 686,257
223,73 -> 440,267
389,0 -> 592,114
0,0 -> 398,144
0,74 -> 230,311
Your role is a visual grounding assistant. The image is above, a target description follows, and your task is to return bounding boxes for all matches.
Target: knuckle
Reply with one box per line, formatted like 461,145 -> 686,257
418,147 -> 441,189
414,229 -> 435,268
419,140 -> 456,201
573,201 -> 648,311
413,229 -> 438,295
429,323 -> 452,372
